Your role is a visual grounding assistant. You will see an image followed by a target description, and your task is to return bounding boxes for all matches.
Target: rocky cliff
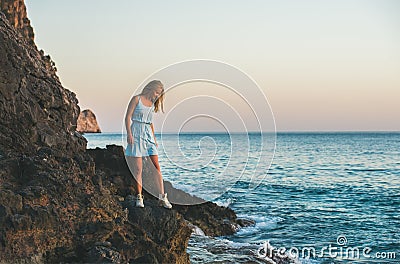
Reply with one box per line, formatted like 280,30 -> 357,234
0,5 -> 83,158
77,109 -> 101,133
0,0 -> 33,44
0,1 -> 257,263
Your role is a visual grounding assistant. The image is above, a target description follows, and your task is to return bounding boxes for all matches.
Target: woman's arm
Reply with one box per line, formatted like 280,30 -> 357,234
150,123 -> 158,147
125,96 -> 139,144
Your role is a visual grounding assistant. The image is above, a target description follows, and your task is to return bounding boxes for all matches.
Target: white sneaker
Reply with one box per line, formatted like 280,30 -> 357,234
136,194 -> 144,208
158,193 -> 172,209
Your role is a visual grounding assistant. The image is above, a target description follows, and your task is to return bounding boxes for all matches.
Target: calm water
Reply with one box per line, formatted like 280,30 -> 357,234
84,132 -> 400,263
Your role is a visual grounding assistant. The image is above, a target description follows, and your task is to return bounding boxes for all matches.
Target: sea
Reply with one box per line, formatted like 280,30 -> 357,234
83,132 -> 400,263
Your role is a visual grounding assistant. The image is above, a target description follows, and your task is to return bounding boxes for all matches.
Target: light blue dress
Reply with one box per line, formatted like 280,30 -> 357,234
125,96 -> 158,157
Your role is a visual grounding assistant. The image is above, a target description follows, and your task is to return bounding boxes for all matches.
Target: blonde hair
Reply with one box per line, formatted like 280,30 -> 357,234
141,80 -> 164,113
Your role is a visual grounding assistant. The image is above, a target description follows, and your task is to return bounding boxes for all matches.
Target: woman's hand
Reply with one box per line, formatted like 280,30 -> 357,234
127,133 -> 133,145
150,123 -> 158,147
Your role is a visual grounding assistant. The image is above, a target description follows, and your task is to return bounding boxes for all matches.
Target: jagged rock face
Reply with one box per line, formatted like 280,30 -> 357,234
0,145 -> 192,263
0,11 -> 86,157
0,0 -> 34,44
77,109 -> 101,133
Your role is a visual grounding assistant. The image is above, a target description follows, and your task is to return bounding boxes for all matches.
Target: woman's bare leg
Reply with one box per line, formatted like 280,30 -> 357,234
128,156 -> 143,194
149,155 -> 164,194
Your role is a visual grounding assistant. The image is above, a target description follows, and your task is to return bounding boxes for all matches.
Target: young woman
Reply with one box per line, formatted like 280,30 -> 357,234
124,80 -> 172,209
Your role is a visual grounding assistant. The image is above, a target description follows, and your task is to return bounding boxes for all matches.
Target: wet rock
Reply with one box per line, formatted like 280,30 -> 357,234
174,201 -> 244,236
236,217 -> 256,228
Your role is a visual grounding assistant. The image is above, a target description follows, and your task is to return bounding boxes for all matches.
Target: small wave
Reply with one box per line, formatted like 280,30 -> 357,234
171,182 -> 198,195
215,238 -> 252,248
235,214 -> 283,236
344,168 -> 389,172
192,225 -> 206,236
298,258 -> 322,264
233,180 -> 251,188
189,235 -> 253,251
215,198 -> 234,207
187,221 -> 206,236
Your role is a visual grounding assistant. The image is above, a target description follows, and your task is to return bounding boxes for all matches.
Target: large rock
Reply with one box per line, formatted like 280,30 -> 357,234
0,9 -> 85,158
87,145 -> 255,237
77,109 -> 101,133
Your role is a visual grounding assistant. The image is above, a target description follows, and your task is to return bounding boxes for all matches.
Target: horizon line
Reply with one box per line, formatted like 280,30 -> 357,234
85,130 -> 400,134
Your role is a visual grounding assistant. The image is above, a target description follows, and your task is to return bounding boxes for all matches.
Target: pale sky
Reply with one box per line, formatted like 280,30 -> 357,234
25,0 -> 400,132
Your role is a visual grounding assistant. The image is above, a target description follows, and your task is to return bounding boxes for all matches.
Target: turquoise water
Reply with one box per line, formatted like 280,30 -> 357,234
83,132 -> 400,263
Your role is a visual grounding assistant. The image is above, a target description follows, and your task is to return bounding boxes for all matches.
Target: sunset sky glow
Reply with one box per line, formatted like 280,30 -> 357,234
25,0 -> 400,132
